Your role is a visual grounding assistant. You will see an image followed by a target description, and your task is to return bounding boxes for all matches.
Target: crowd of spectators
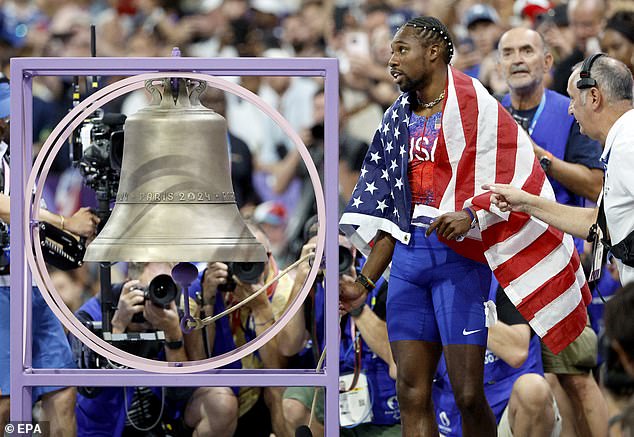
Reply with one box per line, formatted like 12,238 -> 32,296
0,0 -> 633,436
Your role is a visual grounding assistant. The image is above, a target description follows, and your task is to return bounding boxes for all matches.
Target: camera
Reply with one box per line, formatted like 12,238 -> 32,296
344,31 -> 370,58
71,275 -> 179,370
309,244 -> 354,276
73,110 -> 125,178
70,309 -> 166,397
72,109 -> 126,224
131,274 -> 179,323
302,215 -> 354,276
338,245 -> 354,274
0,220 -> 9,274
69,313 -> 107,374
217,262 -> 266,292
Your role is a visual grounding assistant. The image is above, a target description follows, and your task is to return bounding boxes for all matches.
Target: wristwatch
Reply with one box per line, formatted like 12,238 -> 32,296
164,338 -> 184,350
539,151 -> 553,173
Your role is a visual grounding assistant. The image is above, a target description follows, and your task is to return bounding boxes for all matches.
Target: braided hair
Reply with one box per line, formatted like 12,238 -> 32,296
403,16 -> 454,64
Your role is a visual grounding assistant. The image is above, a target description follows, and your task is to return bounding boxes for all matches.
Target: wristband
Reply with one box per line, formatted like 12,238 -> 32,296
164,339 -> 184,350
463,207 -> 477,229
348,303 -> 366,318
355,273 -> 375,292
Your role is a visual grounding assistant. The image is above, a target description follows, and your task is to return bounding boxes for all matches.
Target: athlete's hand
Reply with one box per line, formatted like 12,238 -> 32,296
426,210 -> 471,240
339,274 -> 366,315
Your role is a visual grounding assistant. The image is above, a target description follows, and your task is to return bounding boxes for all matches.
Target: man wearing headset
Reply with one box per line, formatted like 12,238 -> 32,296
485,54 -> 634,286
496,29 -> 608,437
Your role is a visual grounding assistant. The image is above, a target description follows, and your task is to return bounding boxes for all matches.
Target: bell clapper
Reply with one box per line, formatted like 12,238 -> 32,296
171,262 -> 199,334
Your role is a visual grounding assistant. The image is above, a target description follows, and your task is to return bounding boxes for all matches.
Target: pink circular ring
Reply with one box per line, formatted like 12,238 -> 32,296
24,72 -> 326,373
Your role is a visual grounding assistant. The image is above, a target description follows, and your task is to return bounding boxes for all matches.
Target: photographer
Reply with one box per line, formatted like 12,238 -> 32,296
201,222 -> 292,437
603,283 -> 634,434
279,224 -> 400,437
267,87 -> 368,264
0,80 -> 99,436
74,262 -> 238,437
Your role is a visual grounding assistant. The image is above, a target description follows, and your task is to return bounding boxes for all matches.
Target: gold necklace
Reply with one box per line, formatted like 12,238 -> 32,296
417,90 -> 445,109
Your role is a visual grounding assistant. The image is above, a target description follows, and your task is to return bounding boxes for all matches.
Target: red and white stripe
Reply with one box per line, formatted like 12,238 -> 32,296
437,67 -> 591,354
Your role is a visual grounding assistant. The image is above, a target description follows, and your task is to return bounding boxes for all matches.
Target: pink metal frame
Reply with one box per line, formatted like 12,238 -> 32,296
9,57 -> 340,435
28,72 -> 326,372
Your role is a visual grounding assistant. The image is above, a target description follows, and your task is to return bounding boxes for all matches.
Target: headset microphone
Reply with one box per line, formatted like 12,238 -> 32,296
576,53 -> 605,89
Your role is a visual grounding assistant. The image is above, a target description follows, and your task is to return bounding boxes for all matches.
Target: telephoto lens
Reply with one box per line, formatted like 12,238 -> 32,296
231,261 -> 266,284
128,275 -> 179,324
339,245 -> 353,274
308,245 -> 354,275
147,274 -> 178,308
218,262 -> 266,292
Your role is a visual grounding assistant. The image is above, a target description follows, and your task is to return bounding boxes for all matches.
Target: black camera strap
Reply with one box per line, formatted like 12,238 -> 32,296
587,192 -> 608,283
588,193 -> 634,274
600,201 -> 634,267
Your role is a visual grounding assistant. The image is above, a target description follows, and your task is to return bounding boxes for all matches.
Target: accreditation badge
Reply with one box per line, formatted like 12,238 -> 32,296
339,372 -> 373,427
589,191 -> 605,283
589,225 -> 604,282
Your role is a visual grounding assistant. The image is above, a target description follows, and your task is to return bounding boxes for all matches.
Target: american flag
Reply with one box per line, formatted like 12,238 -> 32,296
340,67 -> 591,354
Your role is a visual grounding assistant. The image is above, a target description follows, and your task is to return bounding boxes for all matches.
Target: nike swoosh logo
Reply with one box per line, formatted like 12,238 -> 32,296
462,328 -> 482,336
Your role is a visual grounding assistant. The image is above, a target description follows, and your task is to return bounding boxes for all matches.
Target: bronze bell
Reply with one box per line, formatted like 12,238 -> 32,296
84,78 -> 266,263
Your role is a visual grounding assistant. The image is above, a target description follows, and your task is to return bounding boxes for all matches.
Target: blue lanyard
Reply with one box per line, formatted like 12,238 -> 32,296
528,93 -> 546,135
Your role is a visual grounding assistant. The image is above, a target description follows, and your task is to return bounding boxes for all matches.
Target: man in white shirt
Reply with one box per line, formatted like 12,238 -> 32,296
485,54 -> 634,285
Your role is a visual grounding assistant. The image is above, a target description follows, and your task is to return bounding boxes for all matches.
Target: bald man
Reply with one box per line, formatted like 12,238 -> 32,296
498,27 -> 608,437
498,28 -> 604,204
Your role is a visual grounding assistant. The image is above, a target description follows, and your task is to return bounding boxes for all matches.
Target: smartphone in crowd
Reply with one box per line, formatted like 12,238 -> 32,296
345,31 -> 370,58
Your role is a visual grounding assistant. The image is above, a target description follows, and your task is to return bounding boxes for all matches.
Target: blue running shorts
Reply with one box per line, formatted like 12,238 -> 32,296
0,286 -> 77,401
387,227 -> 491,346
